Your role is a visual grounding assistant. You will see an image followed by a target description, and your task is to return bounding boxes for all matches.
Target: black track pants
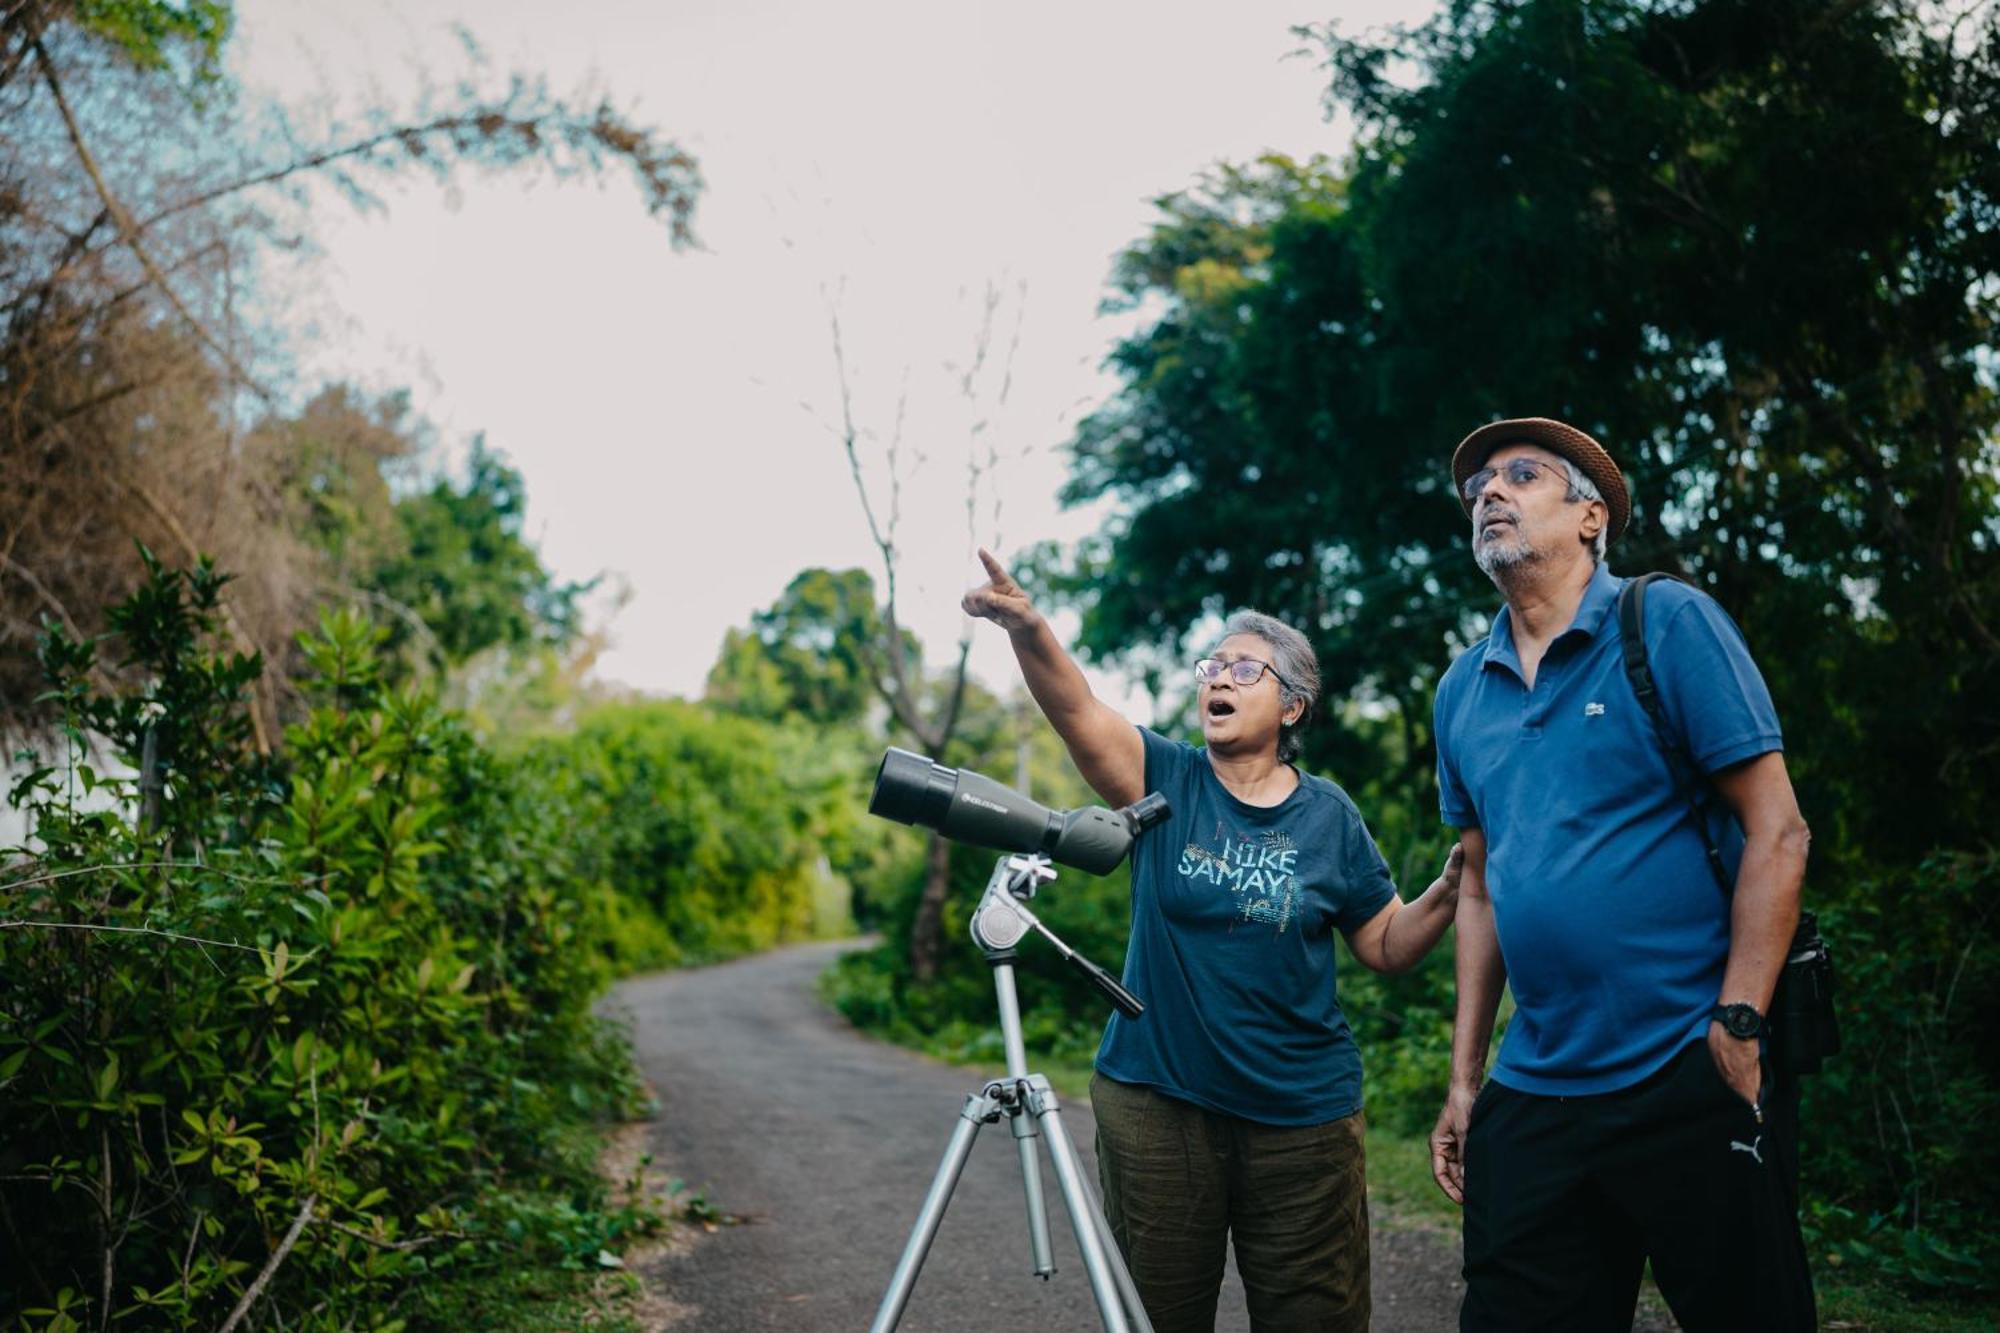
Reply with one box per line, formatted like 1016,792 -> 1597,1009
1460,1039 -> 1816,1332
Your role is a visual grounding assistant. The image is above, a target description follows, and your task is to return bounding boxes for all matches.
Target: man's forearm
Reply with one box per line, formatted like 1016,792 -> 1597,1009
1718,824 -> 1808,1013
1450,892 -> 1506,1090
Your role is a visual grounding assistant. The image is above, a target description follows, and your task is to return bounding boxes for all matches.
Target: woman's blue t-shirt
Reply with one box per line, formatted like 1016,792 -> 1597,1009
1093,728 -> 1397,1126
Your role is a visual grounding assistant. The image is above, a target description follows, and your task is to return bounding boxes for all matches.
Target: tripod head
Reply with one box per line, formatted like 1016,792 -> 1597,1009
969,854 -> 1145,1019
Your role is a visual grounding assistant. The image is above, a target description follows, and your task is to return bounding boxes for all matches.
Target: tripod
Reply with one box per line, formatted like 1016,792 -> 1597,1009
870,854 -> 1156,1333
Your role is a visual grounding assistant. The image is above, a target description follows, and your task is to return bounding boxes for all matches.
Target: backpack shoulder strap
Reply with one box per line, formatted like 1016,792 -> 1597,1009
1616,572 -> 1677,732
1614,572 -> 1733,897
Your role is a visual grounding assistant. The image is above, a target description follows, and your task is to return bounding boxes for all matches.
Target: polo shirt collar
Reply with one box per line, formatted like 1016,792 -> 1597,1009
1571,561 -> 1623,640
1481,562 -> 1623,678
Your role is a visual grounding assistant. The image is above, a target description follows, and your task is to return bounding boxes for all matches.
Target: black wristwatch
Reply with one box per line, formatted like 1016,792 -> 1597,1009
1710,1002 -> 1765,1040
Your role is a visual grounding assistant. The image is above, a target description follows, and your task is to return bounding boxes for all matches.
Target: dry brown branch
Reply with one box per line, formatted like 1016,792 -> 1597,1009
31,37 -> 274,402
0,548 -> 84,638
97,1124 -> 113,1333
821,279 -> 1022,979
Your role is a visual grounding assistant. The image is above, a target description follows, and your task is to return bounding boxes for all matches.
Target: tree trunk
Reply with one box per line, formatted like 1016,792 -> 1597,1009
907,832 -> 952,983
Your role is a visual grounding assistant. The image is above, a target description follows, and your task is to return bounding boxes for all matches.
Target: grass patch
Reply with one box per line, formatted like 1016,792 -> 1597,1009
1814,1283 -> 1999,1332
401,1266 -> 647,1332
1363,1126 -> 1459,1227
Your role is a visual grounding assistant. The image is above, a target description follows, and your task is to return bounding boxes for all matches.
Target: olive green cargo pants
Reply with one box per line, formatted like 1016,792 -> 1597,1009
1091,1073 -> 1370,1332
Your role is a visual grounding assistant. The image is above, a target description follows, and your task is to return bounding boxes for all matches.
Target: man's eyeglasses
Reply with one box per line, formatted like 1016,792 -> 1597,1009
1194,658 -> 1288,689
1462,457 -> 1568,502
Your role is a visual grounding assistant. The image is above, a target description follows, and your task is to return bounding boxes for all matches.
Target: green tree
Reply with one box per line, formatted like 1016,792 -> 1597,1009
2,564 -> 654,1326
704,567 -> 890,726
250,390 -> 594,682
253,385 -> 420,587
371,439 -> 591,670
1303,0 -> 2000,866
1054,0 -> 2000,1283
1049,153 -> 1454,804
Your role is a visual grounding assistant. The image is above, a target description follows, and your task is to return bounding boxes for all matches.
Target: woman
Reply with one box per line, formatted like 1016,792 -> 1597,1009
962,548 -> 1461,1333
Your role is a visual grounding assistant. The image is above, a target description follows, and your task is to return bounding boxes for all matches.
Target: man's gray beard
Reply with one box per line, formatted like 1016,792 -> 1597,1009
1474,529 -> 1541,581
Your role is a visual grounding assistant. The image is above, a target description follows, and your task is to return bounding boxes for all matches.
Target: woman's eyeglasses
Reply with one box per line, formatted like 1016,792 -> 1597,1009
1193,658 -> 1287,689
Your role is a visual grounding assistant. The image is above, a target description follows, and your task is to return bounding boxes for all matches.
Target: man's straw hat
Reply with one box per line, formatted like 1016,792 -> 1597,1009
1450,416 -> 1630,542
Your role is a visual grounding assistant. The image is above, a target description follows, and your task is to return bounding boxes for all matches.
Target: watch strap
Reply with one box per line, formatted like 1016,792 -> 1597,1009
1710,1002 -> 1764,1039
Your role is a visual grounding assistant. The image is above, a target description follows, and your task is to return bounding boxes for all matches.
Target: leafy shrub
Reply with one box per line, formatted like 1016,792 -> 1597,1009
0,560 -> 649,1329
1794,854 -> 1999,1292
547,702 -> 867,963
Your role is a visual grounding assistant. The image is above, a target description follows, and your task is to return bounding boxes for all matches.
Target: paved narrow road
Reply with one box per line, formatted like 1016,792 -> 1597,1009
613,939 -> 1471,1331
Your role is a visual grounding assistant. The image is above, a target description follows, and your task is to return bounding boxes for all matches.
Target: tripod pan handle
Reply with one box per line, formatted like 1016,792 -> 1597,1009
1064,951 -> 1144,1019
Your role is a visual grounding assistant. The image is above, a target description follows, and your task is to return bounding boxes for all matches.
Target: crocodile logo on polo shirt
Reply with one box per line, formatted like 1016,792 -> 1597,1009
1584,702 -> 1607,717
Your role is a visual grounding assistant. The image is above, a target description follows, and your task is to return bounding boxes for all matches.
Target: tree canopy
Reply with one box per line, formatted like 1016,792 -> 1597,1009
1057,0 -> 1999,867
1045,0 -> 2000,1277
704,568 -> 890,727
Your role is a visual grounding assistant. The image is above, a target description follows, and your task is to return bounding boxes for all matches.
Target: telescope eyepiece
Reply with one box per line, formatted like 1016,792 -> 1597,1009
1123,792 -> 1171,835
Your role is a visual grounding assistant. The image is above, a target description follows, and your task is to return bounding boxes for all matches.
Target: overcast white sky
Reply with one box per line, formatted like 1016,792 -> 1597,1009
232,0 -> 1436,718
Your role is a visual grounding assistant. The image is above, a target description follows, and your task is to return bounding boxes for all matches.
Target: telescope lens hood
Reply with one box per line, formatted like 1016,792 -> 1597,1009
870,747 -> 957,829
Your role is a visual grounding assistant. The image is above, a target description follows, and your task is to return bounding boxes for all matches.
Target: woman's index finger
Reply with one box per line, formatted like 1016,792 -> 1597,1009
977,547 -> 1012,586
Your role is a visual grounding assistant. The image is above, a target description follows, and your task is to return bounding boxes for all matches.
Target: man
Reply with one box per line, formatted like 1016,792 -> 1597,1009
1426,417 -> 1816,1330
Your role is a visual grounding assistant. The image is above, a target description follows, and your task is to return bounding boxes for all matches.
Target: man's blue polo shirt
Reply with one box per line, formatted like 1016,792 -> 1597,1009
1433,563 -> 1784,1095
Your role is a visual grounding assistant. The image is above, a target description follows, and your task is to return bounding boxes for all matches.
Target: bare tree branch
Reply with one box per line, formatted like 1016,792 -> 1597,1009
32,37 -> 274,401
217,1194 -> 317,1333
0,920 -> 261,957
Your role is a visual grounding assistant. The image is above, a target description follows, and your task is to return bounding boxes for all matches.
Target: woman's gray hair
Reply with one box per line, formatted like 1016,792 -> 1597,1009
1562,460 -> 1609,564
1216,609 -> 1321,763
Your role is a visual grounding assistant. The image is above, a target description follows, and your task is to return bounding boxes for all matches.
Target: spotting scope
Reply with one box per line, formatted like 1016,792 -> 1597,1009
870,748 -> 1170,875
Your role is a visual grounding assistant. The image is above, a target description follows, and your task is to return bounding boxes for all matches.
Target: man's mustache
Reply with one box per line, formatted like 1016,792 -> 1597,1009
1477,505 -> 1522,533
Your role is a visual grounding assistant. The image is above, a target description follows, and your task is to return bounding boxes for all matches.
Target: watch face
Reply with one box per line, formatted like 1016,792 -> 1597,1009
1724,1006 -> 1761,1038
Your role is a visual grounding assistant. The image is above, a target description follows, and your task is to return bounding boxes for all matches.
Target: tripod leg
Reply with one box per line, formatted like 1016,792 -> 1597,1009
993,965 -> 1057,1277
1011,1107 -> 1056,1277
1032,1087 -> 1153,1333
870,1095 -> 990,1333
1074,1148 -> 1152,1332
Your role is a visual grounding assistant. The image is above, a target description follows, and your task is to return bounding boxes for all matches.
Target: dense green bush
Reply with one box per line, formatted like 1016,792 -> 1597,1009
1794,854 -> 1999,1290
0,562 -> 658,1329
548,701 -> 869,966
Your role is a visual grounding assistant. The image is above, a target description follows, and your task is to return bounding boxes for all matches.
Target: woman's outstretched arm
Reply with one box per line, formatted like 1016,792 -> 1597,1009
962,547 -> 1145,807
